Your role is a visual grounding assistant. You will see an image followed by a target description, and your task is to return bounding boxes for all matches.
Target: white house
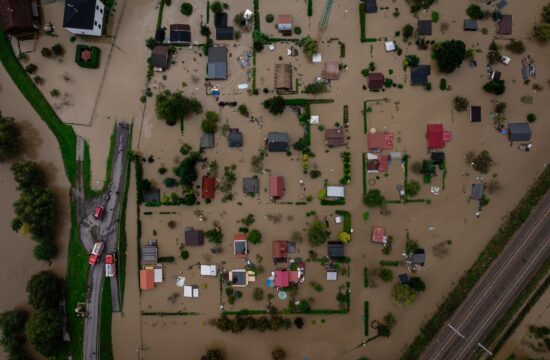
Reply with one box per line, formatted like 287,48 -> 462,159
63,0 -> 105,37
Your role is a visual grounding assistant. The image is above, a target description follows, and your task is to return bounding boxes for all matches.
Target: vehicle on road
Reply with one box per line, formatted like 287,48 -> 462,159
501,55 -> 511,65
88,241 -> 105,266
93,206 -> 105,220
105,254 -> 115,277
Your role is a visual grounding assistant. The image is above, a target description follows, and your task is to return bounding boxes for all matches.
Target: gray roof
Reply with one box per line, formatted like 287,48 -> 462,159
234,240 -> 248,256
63,0 -> 98,30
471,183 -> 484,200
140,245 -> 158,264
151,46 -> 169,69
327,241 -> 344,259
243,177 -> 259,194
228,129 -> 243,147
231,270 -> 246,285
143,188 -> 160,203
363,0 -> 378,13
200,133 -> 215,149
398,273 -> 410,284
169,24 -> 191,44
410,65 -> 431,85
417,20 -> 432,35
216,26 -> 234,40
412,249 -> 425,266
267,132 -> 289,152
207,46 -> 227,79
509,122 -> 531,142
464,19 -> 477,31
185,229 -> 204,246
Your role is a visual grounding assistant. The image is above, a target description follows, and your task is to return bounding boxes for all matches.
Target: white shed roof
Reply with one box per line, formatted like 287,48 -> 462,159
327,186 -> 345,198
154,268 -> 163,283
200,265 -> 218,276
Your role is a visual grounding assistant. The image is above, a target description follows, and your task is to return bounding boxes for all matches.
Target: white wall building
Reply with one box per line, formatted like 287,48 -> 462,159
63,0 -> 105,37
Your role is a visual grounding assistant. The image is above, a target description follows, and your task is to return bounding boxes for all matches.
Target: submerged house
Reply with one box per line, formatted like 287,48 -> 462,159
417,20 -> 432,36
410,65 -> 431,86
272,240 -> 288,263
471,183 -> 484,200
321,61 -> 340,80
426,124 -> 452,150
0,0 -> 37,37
498,15 -> 512,35
228,128 -> 243,147
140,241 -> 158,264
367,73 -> 384,91
325,128 -> 346,147
229,269 -> 255,287
508,122 -> 531,142
464,19 -> 477,31
207,46 -> 227,80
139,269 -> 155,290
201,176 -> 216,200
63,0 -> 105,36
270,176 -> 285,199
275,64 -> 293,91
363,0 -> 378,13
327,241 -> 345,260
184,228 -> 204,246
470,106 -> 481,122
233,233 -> 248,258
151,46 -> 169,71
243,177 -> 259,195
367,131 -> 393,152
371,226 -> 387,244
267,132 -> 289,152
276,15 -> 292,35
326,186 -> 345,199
169,24 -> 191,45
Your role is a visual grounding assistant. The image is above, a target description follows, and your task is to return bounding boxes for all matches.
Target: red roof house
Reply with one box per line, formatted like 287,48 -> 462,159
273,241 -> 287,263
139,269 -> 155,290
368,73 -> 385,90
371,226 -> 386,244
201,176 -> 216,199
275,270 -> 289,288
367,132 -> 394,152
426,124 -> 452,149
270,176 -> 284,199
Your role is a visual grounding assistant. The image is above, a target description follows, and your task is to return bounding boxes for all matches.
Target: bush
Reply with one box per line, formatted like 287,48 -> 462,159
294,26 -> 302,35
180,2 -> 193,16
210,1 -> 223,13
431,11 -> 440,23
253,287 -> 264,301
453,96 -> 469,112
405,180 -> 421,197
33,240 -> 57,261
409,277 -> 426,292
433,40 -> 466,73
163,177 -> 177,187
472,150 -> 493,174
384,312 -> 396,329
439,78 -> 447,90
505,39 -> 526,54
527,113 -> 537,123
51,43 -> 65,57
247,229 -> 262,244
361,68 -> 370,77
393,283 -> 417,305
41,47 -> 52,58
483,79 -> 506,95
24,63 -> 37,74
158,256 -> 175,263
238,104 -> 249,117
179,143 -> 192,155
402,24 -> 414,39
308,220 -> 328,246
466,4 -> 485,19
180,249 -> 189,260
379,268 -> 393,282
309,169 -> 321,179
363,189 -> 385,208
266,14 -> 274,23
263,96 -> 286,115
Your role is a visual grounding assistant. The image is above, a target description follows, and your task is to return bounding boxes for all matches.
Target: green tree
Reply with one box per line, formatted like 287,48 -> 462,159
201,111 -> 219,133
405,180 -> 421,197
33,240 -> 57,261
238,104 -> 249,117
175,152 -> 201,187
402,24 -> 413,39
210,1 -> 223,13
377,324 -> 391,337
472,150 -> 493,174
0,114 -> 21,162
483,80 -> 506,95
453,96 -> 469,112
10,161 -> 44,190
155,90 -> 202,126
205,228 -> 223,244
393,283 -> 417,305
272,348 -> 286,360
383,312 -> 396,329
163,177 -> 177,187
247,229 -> 262,244
263,96 -> 286,115
180,2 -> 193,16
180,249 -> 189,260
201,348 -> 224,360
534,22 -> 550,41
543,3 -> 550,22
409,277 -> 426,292
0,310 -> 28,356
432,40 -> 466,73
404,54 -> 419,68
505,39 -> 525,54
25,309 -> 63,357
379,268 -> 393,282
13,187 -> 56,239
466,4 -> 485,19
26,271 -> 62,310
363,189 -> 386,208
307,220 -> 328,246
299,37 -> 319,59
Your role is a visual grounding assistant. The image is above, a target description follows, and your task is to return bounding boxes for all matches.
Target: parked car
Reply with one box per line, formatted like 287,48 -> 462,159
88,241 -> 105,266
501,56 -> 511,65
93,206 -> 104,220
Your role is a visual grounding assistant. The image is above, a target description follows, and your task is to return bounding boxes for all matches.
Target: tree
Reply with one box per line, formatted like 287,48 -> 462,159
472,150 -> 493,174
41,47 -> 52,58
294,317 -> 304,329
24,64 -> 37,74
363,189 -> 385,208
201,111 -> 219,133
0,114 -> 21,162
10,161 -> 44,190
272,348 -> 286,360
304,82 -> 328,94
534,22 -> 550,41
51,43 -> 65,57
210,1 -> 223,13
175,152 -> 201,187
466,4 -> 485,19
33,240 -> 57,261
307,220 -> 328,246
409,277 -> 426,292
453,96 -> 469,112
13,187 -> 56,239
180,249 -> 189,260
238,104 -> 249,117
205,228 -> 223,244
404,180 -> 421,197
487,41 -> 501,65
379,268 -> 393,282
393,283 -> 417,305
404,54 -> 419,68
542,3 -> 550,22
432,40 -> 466,73
26,271 -> 62,310
247,229 -> 262,244
163,177 -> 177,187
253,287 -> 264,301
483,80 -> 506,95
25,309 -> 63,357
155,90 -> 202,126
527,113 -> 537,123
263,96 -> 286,115
377,324 -> 391,337
402,24 -> 413,39
298,37 -> 319,59
383,312 -> 396,329
180,2 -> 193,15
0,310 -> 27,356
505,39 -> 525,54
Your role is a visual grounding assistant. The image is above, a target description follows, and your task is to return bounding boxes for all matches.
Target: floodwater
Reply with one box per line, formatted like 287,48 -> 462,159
1,0 -> 550,359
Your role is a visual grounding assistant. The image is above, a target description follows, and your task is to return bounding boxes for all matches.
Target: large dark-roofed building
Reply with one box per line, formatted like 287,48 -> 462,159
327,241 -> 344,260
267,132 -> 289,152
63,0 -> 105,37
498,15 -> 512,35
0,0 -> 36,37
464,19 -> 477,31
216,26 -> 234,40
228,128 -> 243,147
410,65 -> 431,85
185,229 -> 205,246
417,20 -> 432,35
363,0 -> 377,13
508,123 -> 531,142
470,106 -> 481,122
243,177 -> 259,194
207,46 -> 227,79
169,24 -> 191,45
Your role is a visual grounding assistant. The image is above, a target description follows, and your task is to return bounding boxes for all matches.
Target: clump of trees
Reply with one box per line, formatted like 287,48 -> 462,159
308,219 -> 329,246
210,314 -> 292,333
363,189 -> 386,208
175,151 -> 201,187
483,79 -> 506,95
405,180 -> 421,197
466,4 -> 486,20
534,3 -> 550,41
432,40 -> 466,73
11,161 -> 57,261
408,0 -> 435,13
471,150 -> 494,174
393,275 -> 426,305
263,96 -> 286,115
0,310 -> 28,358
155,90 -> 202,126
453,96 -> 469,112
201,111 -> 219,133
298,36 -> 319,59
0,114 -> 21,162
505,39 -> 526,54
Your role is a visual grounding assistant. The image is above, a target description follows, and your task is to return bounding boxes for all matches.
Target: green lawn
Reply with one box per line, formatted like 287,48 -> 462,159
82,125 -> 115,198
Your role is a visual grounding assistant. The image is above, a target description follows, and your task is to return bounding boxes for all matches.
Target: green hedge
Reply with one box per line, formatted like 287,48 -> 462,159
363,101 -> 367,133
142,311 -> 200,316
75,45 -> 101,69
359,3 -> 366,42
380,260 -> 400,267
402,165 -> 550,360
0,31 -> 77,184
364,267 -> 369,288
364,302 -> 369,336
335,210 -> 351,233
321,198 -> 346,206
307,0 -> 313,16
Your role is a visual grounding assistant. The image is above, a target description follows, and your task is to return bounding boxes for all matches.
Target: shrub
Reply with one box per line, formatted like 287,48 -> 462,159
263,96 -> 286,115
379,268 -> 393,282
304,82 -> 328,94
210,1 -> 223,13
247,229 -> 262,244
163,177 -> 177,187
384,312 -> 396,329
238,104 -> 249,117
402,24 -> 414,39
432,40 -> 466,73
405,180 -> 421,197
201,349 -> 224,360
179,143 -> 192,155
253,287 -> 264,301
309,169 -> 321,179
363,189 -> 385,208
24,63 -> 37,74
505,39 -> 526,54
294,27 -> 302,35
200,25 -> 211,37
272,348 -> 286,360
483,80 -> 506,95
180,249 -> 189,260
394,283 -> 417,305
466,4 -> 485,19
180,2 -> 193,16
472,150 -> 493,174
431,11 -> 440,23
41,47 -> 52,58
409,277 -> 426,292
527,113 -> 537,123
404,54 -> 419,68
266,14 -> 274,23
439,78 -> 447,91
453,96 -> 469,112
51,43 -> 65,57
361,68 -> 370,77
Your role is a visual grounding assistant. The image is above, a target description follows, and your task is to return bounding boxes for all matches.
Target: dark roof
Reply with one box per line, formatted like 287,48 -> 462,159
471,183 -> 484,200
508,123 -> 531,142
410,65 -> 431,85
155,28 -> 166,42
363,0 -> 377,13
0,0 -> 35,36
368,72 -> 384,90
498,15 -> 512,35
327,241 -> 344,259
464,19 -> 477,31
234,239 -> 248,256
228,128 -> 243,147
140,245 -> 158,263
216,26 -> 234,40
412,249 -> 425,266
231,270 -> 246,285
496,0 -> 508,10
185,229 -> 204,246
267,132 -> 289,152
325,128 -> 346,147
169,24 -> 191,44
398,273 -> 410,284
214,12 -> 228,27
207,46 -> 227,79
470,106 -> 481,122
417,20 -> 432,35
63,0 -> 98,30
151,46 -> 169,69
430,152 -> 445,165
143,188 -> 160,203
243,177 -> 259,194
492,71 -> 502,81
200,133 -> 215,148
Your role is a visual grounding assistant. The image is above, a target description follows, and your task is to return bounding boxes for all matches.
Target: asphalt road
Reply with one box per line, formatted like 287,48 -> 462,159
79,123 -> 130,360
420,191 -> 550,360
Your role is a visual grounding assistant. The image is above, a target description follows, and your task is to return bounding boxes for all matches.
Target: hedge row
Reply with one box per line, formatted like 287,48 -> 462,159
359,3 -> 366,42
364,302 -> 370,336
75,45 -> 101,69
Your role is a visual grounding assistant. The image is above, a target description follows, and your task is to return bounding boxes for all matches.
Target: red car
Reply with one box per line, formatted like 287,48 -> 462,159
93,206 -> 104,220
88,242 -> 105,266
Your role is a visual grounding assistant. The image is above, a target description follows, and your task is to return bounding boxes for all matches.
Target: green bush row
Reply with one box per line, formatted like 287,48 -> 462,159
364,267 -> 369,288
359,3 -> 366,42
379,260 -> 400,267
364,302 -> 369,336
321,199 -> 346,206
